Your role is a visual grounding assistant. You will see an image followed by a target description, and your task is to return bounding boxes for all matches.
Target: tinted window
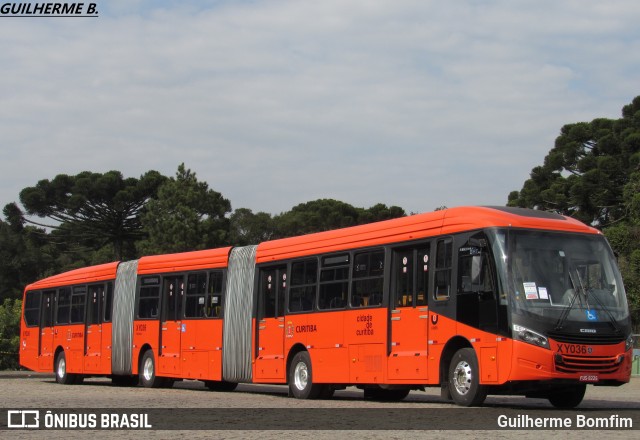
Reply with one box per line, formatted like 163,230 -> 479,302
70,286 -> 86,324
138,277 -> 160,319
185,272 -> 208,318
351,250 -> 384,307
319,255 -> 350,310
435,238 -> 453,300
24,291 -> 41,327
56,287 -> 71,324
289,259 -> 317,312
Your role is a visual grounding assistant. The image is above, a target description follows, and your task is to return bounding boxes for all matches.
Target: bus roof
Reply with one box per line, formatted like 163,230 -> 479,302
255,206 -> 598,263
137,247 -> 232,275
25,261 -> 120,291
23,207 -> 598,288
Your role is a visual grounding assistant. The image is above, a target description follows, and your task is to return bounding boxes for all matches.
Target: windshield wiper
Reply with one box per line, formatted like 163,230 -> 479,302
555,266 -> 591,331
555,265 -> 621,333
554,279 -> 579,331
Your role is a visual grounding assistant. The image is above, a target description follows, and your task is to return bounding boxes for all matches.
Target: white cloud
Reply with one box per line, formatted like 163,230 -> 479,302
0,0 -> 639,217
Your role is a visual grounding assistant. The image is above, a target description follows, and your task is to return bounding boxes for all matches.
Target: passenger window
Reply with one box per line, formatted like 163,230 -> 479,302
289,259 -> 317,312
24,291 -> 41,327
351,250 -> 384,307
56,287 -> 71,324
319,254 -> 349,310
207,271 -> 224,318
138,277 -> 160,319
70,286 -> 86,324
185,272 -> 208,318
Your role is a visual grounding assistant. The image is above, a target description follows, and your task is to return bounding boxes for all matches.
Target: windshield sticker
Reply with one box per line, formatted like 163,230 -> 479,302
523,282 -> 538,299
538,287 -> 549,300
586,309 -> 598,321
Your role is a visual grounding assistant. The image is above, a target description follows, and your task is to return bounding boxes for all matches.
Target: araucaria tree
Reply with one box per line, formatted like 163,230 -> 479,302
508,96 -> 640,227
9,170 -> 166,261
137,164 -> 232,255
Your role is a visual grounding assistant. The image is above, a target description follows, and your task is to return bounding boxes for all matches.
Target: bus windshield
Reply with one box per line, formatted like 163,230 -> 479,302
492,229 -> 629,327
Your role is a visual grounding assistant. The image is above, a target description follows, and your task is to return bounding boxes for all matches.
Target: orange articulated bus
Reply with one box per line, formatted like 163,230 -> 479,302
20,206 -> 633,407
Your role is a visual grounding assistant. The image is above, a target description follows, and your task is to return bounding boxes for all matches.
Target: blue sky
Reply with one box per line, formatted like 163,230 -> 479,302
1,0 -> 639,217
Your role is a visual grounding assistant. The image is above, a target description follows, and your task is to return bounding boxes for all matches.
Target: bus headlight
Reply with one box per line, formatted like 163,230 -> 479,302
625,334 -> 634,352
513,324 -> 549,349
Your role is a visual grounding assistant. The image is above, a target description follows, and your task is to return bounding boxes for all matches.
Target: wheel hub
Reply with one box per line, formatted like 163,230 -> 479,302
57,357 -> 66,379
143,357 -> 154,381
293,361 -> 308,390
452,360 -> 472,395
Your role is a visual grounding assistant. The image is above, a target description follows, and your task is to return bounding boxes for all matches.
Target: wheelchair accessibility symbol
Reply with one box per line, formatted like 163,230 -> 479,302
585,309 -> 598,321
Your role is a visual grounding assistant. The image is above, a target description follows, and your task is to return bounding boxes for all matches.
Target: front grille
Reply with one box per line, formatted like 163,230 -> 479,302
555,354 -> 622,374
546,331 -> 625,345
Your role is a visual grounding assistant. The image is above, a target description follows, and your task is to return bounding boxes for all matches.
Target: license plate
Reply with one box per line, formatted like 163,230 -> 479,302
579,374 -> 599,382
556,343 -> 593,355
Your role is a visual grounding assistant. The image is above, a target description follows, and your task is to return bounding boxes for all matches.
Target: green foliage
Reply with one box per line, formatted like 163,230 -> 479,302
14,170 -> 166,261
137,164 -> 232,255
508,96 -> 640,227
509,96 -> 640,329
0,299 -> 21,370
604,224 -> 640,331
0,218 -> 54,304
229,208 -> 276,245
272,199 -> 406,238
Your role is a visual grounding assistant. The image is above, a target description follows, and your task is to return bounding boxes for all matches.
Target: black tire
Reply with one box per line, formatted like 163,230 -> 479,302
288,351 -> 322,399
139,350 -> 166,388
447,348 -> 487,407
205,381 -> 238,392
55,351 -> 79,385
548,384 -> 586,408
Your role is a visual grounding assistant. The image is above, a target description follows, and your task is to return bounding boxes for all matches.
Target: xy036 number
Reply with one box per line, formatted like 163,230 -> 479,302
556,343 -> 593,355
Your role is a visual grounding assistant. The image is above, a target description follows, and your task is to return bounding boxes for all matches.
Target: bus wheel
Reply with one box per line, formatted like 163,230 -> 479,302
139,350 -> 165,388
289,351 -> 321,399
548,384 -> 586,408
448,348 -> 487,407
205,381 -> 238,392
55,351 -> 78,385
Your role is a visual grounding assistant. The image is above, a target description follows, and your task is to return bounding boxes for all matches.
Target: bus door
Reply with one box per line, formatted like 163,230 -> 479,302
159,275 -> 184,376
254,265 -> 286,380
428,237 -> 456,380
388,246 -> 430,381
456,233 -> 500,383
38,290 -> 56,370
84,284 -> 104,373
